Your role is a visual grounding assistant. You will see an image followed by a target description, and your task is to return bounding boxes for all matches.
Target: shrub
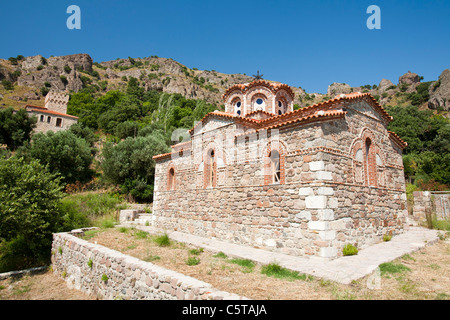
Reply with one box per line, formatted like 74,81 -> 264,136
22,130 -> 94,185
101,274 -> 108,282
0,157 -> 64,272
0,107 -> 37,150
1,80 -> 14,90
88,259 -> 93,269
342,244 -> 358,256
153,233 -> 171,247
100,133 -> 170,202
383,234 -> 392,242
60,75 -> 68,86
186,257 -> 200,266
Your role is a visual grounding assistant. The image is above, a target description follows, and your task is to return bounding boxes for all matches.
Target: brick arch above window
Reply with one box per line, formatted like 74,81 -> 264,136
262,140 -> 286,185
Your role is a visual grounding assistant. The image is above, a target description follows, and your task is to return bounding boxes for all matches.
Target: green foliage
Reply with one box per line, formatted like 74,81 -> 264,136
213,252 -> 228,259
408,81 -> 432,106
2,80 -> 14,90
188,248 -> 204,255
379,262 -> 411,276
20,130 -> 94,185
101,133 -> 170,202
229,258 -> 255,272
58,192 -> 125,229
386,105 -> 450,187
342,244 -> 358,256
60,75 -> 68,86
0,107 -> 37,151
68,123 -> 98,147
0,157 -> 65,272
101,274 -> 108,282
134,230 -> 148,239
186,257 -> 200,266
153,233 -> 171,247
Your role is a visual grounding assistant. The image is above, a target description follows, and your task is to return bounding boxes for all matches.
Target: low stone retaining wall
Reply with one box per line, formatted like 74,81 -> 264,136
51,232 -> 247,300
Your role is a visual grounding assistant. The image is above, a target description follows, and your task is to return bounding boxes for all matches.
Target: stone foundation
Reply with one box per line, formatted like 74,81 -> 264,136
51,232 -> 247,300
153,181 -> 407,259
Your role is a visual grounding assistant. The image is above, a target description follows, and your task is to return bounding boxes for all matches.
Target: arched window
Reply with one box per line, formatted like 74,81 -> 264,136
264,147 -> 284,185
365,138 -> 377,186
168,167 -> 175,191
234,100 -> 242,116
204,149 -> 216,188
270,150 -> 281,184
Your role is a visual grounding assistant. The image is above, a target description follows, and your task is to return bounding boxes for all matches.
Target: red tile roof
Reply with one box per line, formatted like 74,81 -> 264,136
26,105 -> 79,120
222,80 -> 295,101
154,91 -> 406,160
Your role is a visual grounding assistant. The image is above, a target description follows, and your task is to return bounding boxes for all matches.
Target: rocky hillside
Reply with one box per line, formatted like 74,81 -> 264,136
0,53 -> 448,115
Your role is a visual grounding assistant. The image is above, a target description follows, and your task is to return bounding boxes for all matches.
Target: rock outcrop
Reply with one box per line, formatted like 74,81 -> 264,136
428,69 -> 450,111
398,71 -> 421,92
378,78 -> 395,92
327,82 -> 352,97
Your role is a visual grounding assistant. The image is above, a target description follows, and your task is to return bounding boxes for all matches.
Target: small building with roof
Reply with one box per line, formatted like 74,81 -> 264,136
26,91 -> 78,133
151,80 -> 408,259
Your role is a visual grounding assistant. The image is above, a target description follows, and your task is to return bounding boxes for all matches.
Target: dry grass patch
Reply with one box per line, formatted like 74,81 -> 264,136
0,268 -> 94,300
84,227 -> 450,300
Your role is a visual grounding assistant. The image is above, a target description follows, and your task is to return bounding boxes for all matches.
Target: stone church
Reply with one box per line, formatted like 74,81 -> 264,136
151,80 -> 408,259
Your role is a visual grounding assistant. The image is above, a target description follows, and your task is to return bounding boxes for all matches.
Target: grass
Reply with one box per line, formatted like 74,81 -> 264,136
228,258 -> 255,272
59,191 -> 127,229
188,248 -> 204,255
153,233 -> 171,247
379,262 -> 411,276
213,252 -> 228,259
134,231 -> 148,239
261,263 -> 313,281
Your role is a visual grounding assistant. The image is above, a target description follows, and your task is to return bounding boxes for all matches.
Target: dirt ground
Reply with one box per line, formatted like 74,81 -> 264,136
1,227 -> 449,300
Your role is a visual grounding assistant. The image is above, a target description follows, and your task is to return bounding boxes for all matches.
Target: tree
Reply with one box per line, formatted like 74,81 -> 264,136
386,105 -> 450,187
0,107 -> 37,150
101,132 -> 170,202
22,130 -> 94,185
0,157 -> 64,272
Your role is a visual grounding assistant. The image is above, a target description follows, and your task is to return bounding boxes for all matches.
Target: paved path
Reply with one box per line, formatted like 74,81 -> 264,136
122,224 -> 440,284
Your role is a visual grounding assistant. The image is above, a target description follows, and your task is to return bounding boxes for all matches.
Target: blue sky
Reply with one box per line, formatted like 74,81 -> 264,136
0,0 -> 448,93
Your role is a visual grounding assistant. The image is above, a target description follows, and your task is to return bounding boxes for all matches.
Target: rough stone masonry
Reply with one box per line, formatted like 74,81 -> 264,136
152,80 -> 409,260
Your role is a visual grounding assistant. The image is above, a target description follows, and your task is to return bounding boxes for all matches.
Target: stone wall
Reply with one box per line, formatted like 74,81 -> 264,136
412,191 -> 450,221
30,111 -> 78,133
51,232 -> 246,300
